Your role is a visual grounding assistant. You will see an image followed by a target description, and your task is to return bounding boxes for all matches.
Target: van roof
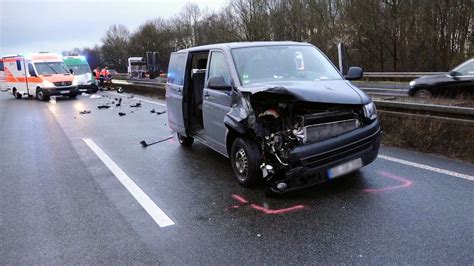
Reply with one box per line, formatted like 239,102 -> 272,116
176,41 -> 311,53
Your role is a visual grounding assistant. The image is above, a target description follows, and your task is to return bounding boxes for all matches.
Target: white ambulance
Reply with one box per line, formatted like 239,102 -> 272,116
1,53 -> 79,100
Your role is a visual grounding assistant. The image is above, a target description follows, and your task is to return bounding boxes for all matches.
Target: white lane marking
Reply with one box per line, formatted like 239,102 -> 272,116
106,91 -> 166,107
378,154 -> 474,182
82,138 -> 175,227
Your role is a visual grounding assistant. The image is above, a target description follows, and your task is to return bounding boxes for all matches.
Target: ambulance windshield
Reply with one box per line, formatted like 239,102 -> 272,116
35,62 -> 70,75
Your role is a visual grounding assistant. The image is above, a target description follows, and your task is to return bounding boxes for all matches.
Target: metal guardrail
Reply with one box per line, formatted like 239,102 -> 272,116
375,100 -> 474,126
364,72 -> 444,78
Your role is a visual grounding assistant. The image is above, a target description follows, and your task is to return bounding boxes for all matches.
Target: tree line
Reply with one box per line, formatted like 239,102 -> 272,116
65,0 -> 473,73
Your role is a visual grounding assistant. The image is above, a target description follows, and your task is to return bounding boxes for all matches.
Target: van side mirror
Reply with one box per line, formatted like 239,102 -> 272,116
345,67 -> 363,80
208,76 -> 231,90
92,71 -> 96,77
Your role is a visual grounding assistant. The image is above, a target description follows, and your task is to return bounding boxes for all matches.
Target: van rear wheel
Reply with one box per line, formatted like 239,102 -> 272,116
177,133 -> 194,147
230,137 -> 262,187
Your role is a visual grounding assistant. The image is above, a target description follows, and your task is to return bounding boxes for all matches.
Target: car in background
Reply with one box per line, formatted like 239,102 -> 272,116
63,56 -> 98,93
408,58 -> 474,97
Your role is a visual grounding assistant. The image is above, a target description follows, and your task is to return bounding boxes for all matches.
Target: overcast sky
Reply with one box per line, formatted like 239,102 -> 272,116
0,0 -> 228,55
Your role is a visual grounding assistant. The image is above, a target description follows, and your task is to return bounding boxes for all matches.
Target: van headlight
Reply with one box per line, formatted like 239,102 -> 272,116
409,80 -> 416,87
42,80 -> 54,88
363,102 -> 377,120
72,78 -> 78,86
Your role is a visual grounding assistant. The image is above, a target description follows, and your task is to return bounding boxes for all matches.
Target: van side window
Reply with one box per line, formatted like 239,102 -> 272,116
208,52 -> 230,85
16,60 -> 22,71
168,54 -> 186,85
0,61 -> 3,71
28,64 -> 36,76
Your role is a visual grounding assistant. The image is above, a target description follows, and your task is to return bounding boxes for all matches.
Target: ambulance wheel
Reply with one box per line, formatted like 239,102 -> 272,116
13,88 -> 22,99
36,89 -> 48,101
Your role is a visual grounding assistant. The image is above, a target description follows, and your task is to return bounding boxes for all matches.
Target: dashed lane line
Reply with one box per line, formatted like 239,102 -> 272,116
378,154 -> 474,182
83,138 -> 175,227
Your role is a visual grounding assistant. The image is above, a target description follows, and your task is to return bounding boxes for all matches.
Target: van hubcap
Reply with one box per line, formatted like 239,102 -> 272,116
235,148 -> 248,177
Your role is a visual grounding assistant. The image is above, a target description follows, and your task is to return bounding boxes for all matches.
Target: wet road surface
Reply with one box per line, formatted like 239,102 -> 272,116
0,91 -> 473,264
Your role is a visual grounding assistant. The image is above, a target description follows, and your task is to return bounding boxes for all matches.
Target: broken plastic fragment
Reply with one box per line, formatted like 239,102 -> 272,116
118,112 -> 126,116
150,109 -> 156,113
116,98 -> 122,107
79,110 -> 91,115
156,110 -> 166,115
130,102 -> 142,108
97,105 -> 110,109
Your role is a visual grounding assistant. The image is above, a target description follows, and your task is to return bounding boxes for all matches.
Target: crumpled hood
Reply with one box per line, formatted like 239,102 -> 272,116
238,80 -> 371,105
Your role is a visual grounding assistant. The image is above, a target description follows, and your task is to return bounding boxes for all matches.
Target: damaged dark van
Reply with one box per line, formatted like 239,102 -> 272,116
166,42 -> 381,194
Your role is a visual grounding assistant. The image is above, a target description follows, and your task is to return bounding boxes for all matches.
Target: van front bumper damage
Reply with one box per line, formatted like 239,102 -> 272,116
267,121 -> 381,194
43,86 -> 79,97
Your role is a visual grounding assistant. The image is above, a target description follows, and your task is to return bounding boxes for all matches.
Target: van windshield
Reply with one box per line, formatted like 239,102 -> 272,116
231,45 -> 342,86
68,64 -> 91,75
34,62 -> 70,75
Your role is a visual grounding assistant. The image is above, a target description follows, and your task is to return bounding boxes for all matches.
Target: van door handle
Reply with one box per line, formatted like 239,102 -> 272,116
204,92 -> 210,99
177,88 -> 181,94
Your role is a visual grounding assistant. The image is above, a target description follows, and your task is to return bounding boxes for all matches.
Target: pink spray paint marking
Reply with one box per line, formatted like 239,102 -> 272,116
250,203 -> 305,215
231,194 -> 250,204
364,171 -> 413,193
229,194 -> 304,215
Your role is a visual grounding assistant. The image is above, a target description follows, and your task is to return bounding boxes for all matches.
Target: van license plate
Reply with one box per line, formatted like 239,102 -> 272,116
60,90 -> 70,94
327,158 -> 363,179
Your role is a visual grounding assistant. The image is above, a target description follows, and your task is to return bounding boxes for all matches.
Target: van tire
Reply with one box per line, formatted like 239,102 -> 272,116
36,89 -> 48,101
177,133 -> 194,147
69,93 -> 77,99
13,88 -> 22,99
230,137 -> 262,187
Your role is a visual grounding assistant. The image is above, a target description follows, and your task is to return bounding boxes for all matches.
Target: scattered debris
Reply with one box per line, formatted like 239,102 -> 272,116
140,134 -> 174,148
118,112 -> 126,116
150,109 -> 156,113
117,87 -> 124,93
79,110 -> 91,115
81,93 -> 90,96
116,98 -> 122,107
131,111 -> 134,113
2,88 -> 10,92
130,101 -> 142,108
156,110 -> 166,115
90,95 -> 101,99
97,105 -> 110,109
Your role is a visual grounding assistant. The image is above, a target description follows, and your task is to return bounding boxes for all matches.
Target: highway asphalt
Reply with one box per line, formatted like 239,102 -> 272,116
0,91 -> 473,264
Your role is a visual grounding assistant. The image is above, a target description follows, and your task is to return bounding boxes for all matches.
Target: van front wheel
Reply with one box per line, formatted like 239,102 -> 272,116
230,137 -> 262,187
177,133 -> 194,147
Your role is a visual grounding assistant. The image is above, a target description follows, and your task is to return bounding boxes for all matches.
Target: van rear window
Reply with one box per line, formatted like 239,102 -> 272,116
167,54 -> 186,85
